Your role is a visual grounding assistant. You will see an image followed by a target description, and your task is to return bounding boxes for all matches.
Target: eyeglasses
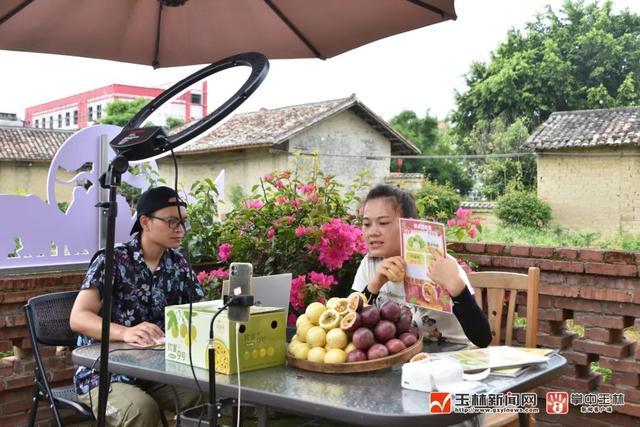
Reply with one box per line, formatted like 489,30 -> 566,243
147,215 -> 190,231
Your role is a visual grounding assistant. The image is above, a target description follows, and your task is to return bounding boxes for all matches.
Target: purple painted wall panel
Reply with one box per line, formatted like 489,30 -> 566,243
0,125 -> 158,269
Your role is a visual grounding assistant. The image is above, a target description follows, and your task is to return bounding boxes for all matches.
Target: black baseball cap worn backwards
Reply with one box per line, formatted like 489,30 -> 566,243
130,186 -> 187,235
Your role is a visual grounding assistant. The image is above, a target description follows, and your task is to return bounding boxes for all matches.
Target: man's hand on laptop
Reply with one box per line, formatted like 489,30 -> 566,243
123,322 -> 165,347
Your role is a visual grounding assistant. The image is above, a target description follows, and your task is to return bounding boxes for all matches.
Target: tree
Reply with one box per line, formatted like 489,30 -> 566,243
390,110 -> 473,196
165,116 -> 185,129
100,98 -> 149,126
452,0 -> 640,136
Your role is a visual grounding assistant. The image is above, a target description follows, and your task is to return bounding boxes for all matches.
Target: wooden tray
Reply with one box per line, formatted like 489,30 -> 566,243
287,335 -> 424,374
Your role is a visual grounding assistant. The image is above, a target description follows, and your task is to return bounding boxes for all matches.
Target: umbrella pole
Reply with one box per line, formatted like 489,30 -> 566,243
95,155 -> 129,427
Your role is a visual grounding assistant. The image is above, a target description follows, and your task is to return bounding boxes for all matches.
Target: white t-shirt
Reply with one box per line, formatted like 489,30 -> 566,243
351,254 -> 473,344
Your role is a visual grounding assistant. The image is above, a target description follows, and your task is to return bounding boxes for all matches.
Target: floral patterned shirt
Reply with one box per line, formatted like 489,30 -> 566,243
73,234 -> 204,395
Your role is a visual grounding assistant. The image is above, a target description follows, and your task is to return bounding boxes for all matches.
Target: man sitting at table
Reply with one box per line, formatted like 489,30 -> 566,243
70,186 -> 205,427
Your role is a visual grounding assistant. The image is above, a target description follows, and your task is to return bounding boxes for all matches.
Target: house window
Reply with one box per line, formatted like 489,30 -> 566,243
73,110 -> 78,125
88,106 -> 93,121
57,114 -> 62,128
35,119 -> 39,128
96,104 -> 102,120
49,116 -> 53,129
65,112 -> 70,126
191,93 -> 202,105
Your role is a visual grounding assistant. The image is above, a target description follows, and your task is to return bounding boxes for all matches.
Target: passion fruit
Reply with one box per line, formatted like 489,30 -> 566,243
409,352 -> 430,363
352,327 -> 375,350
374,320 -> 396,343
380,300 -> 402,322
318,309 -> 340,330
367,343 -> 389,360
306,326 -> 327,348
333,298 -> 350,316
398,332 -> 418,347
340,311 -> 361,334
326,328 -> 348,349
307,347 -> 326,363
346,349 -> 367,362
346,292 -> 365,312
305,302 -> 326,325
324,348 -> 347,364
385,338 -> 406,354
325,297 -> 341,310
360,305 -> 380,328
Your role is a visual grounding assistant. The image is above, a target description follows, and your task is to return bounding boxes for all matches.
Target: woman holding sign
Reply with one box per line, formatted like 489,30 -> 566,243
352,184 -> 491,347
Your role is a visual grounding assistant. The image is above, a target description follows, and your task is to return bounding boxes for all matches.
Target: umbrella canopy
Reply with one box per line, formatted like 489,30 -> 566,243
0,0 -> 456,68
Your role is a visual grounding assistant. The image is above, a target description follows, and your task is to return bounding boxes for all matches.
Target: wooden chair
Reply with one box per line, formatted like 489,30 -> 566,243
467,267 -> 541,427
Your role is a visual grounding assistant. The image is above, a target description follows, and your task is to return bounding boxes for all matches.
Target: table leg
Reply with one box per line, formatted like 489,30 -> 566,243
255,404 -> 268,427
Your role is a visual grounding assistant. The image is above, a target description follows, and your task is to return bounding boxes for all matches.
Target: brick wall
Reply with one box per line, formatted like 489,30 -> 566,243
0,271 -> 84,426
450,241 -> 640,426
537,146 -> 640,233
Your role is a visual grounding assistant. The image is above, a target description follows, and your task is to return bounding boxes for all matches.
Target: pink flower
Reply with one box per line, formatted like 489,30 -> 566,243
280,171 -> 291,179
447,219 -> 456,227
295,226 -> 309,237
267,228 -> 276,239
317,295 -> 326,304
456,208 -> 472,218
197,270 -> 207,283
457,259 -> 473,274
287,312 -> 298,326
306,192 -> 319,202
290,199 -> 301,208
243,199 -> 264,209
300,184 -> 316,194
308,271 -> 338,290
276,196 -> 288,204
457,219 -> 468,227
275,180 -> 285,189
471,219 -> 481,226
316,219 -> 364,270
218,243 -> 232,262
282,216 -> 295,223
262,174 -> 274,181
290,275 -> 307,310
209,268 -> 229,279
468,228 -> 478,238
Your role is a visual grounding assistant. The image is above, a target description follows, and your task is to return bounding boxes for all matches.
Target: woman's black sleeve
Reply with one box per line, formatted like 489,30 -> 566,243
452,287 -> 492,348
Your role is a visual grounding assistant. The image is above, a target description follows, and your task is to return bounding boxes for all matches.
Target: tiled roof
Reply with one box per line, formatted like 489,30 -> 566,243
526,107 -> 640,150
178,95 -> 419,155
0,126 -> 74,161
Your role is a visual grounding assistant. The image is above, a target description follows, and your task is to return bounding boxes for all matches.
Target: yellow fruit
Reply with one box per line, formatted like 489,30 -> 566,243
170,325 -> 179,338
291,334 -> 300,344
292,342 -> 310,360
324,343 -> 332,351
211,339 -> 229,373
344,342 -> 357,354
325,297 -> 341,310
259,348 -> 266,358
324,348 -> 347,363
305,302 -> 326,325
318,309 -> 340,330
179,323 -> 188,338
333,298 -> 350,316
306,326 -> 327,348
296,322 -> 313,343
267,347 -> 274,357
296,314 -> 311,329
307,347 -> 326,363
326,328 -> 348,349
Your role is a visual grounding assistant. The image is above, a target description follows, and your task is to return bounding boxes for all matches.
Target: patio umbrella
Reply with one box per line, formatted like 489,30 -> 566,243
0,0 -> 456,68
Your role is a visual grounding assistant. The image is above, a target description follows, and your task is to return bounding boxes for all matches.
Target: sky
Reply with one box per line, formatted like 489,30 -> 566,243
1,0 -> 640,122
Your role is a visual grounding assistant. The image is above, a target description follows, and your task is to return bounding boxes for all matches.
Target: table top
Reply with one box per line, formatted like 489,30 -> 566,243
73,341 -> 566,427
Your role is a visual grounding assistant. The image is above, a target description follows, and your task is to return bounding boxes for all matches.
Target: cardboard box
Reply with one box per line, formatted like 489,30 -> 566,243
165,301 -> 286,374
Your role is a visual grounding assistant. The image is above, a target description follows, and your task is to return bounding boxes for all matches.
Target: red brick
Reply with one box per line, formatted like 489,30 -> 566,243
540,283 -> 580,298
617,401 -> 640,418
508,245 -> 531,257
529,246 -> 553,258
0,395 -> 33,414
584,327 -> 623,343
598,382 -> 640,403
0,413 -> 28,427
486,243 -> 505,255
548,373 -> 600,392
538,271 -> 567,285
539,259 -> 584,273
0,341 -> 11,353
578,287 -> 635,303
538,308 -> 566,321
574,313 -> 634,329
578,249 -> 605,262
48,367 -> 74,382
491,256 -> 537,269
555,248 -> 578,260
0,326 -> 27,340
447,242 -> 465,252
572,339 -> 634,358
537,332 -> 576,349
602,302 -> 640,317
585,263 -> 638,277
560,350 -> 597,365
604,251 -> 636,264
462,254 -> 492,267
554,298 -> 602,313
538,320 -> 564,335
4,374 -> 35,390
460,242 -> 483,253
599,356 -> 640,373
612,372 -> 640,387
537,295 -> 555,308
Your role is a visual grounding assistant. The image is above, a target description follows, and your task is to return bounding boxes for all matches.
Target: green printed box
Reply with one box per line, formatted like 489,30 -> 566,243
165,301 -> 286,374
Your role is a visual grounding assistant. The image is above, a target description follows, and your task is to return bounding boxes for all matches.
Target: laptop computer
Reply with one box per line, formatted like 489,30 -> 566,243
222,273 -> 292,318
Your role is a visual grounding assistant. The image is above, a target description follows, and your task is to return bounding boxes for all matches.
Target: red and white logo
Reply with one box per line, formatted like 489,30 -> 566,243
546,391 -> 569,414
429,392 -> 452,414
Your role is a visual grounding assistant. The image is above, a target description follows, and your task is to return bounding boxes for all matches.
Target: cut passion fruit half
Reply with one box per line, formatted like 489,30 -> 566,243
409,352 -> 430,363
340,311 -> 361,334
318,308 -> 340,330
346,292 -> 366,312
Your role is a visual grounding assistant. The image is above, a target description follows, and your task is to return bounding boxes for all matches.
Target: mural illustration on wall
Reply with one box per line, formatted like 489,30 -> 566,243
0,125 -> 159,269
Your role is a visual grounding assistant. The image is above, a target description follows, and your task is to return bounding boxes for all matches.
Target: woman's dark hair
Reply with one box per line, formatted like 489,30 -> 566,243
364,184 -> 417,219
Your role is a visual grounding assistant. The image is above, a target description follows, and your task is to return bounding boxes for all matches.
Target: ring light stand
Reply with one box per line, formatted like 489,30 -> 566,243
96,52 -> 268,427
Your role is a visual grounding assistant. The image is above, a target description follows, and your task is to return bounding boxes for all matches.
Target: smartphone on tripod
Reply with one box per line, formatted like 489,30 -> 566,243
227,262 -> 253,322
